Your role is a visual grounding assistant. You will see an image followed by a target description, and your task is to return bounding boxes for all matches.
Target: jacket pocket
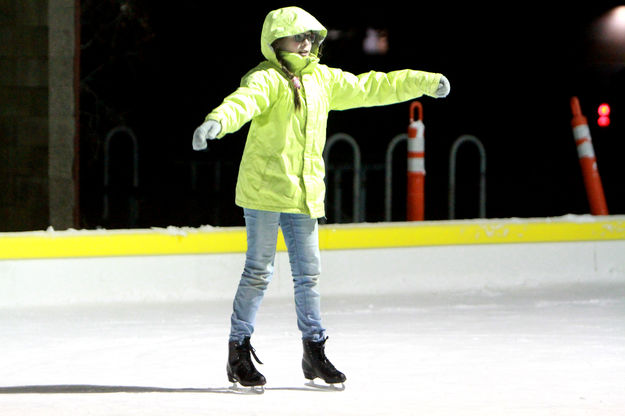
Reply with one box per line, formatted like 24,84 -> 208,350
259,155 -> 297,199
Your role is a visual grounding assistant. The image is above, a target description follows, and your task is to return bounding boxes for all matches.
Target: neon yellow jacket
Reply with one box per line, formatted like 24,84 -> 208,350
206,7 -> 442,218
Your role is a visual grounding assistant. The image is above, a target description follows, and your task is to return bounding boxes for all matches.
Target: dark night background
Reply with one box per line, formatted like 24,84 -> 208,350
78,1 -> 625,229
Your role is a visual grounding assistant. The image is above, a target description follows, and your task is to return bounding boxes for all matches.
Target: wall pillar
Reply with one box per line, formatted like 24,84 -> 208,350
48,0 -> 77,230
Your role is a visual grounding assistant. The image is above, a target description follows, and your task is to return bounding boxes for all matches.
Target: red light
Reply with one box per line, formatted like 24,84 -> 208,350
598,103 -> 611,116
597,103 -> 611,127
598,116 -> 611,127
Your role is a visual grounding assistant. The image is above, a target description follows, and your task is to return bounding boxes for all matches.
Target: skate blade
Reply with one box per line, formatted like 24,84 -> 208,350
304,380 -> 346,391
228,382 -> 265,394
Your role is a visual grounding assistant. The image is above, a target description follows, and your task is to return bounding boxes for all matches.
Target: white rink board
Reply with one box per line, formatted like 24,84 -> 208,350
1,239 -> 624,308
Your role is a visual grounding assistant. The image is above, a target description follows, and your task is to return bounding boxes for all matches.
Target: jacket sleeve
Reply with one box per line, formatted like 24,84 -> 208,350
329,68 -> 442,111
205,69 -> 276,138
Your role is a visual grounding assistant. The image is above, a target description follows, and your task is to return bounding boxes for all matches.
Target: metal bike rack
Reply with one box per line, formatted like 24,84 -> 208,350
103,126 -> 139,225
384,133 -> 407,222
448,135 -> 486,219
323,133 -> 362,223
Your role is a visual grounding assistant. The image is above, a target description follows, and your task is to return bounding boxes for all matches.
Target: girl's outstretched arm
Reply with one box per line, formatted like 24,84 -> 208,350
329,68 -> 449,111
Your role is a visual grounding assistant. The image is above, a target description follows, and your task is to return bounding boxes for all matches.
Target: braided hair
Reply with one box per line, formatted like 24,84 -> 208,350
272,46 -> 303,111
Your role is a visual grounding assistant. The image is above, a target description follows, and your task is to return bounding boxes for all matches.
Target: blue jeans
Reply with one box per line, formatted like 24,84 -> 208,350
229,208 -> 326,343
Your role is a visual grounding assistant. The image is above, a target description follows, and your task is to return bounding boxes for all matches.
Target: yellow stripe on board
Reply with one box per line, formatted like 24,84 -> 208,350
0,228 -> 249,260
0,216 -> 624,260
318,217 -> 625,249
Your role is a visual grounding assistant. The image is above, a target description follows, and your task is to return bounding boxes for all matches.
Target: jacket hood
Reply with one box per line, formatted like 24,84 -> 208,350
260,7 -> 327,65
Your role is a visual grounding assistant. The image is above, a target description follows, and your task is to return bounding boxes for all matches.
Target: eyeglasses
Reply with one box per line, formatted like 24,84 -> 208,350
292,32 -> 317,43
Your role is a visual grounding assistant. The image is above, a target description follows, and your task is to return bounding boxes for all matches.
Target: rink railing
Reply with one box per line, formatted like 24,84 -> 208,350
0,215 -> 624,260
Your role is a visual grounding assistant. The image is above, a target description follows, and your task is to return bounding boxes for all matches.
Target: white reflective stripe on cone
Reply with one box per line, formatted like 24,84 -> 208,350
572,124 -> 591,141
576,140 -> 596,159
408,158 -> 425,173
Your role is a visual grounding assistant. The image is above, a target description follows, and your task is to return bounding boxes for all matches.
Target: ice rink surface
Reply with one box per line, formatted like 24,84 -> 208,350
1,282 -> 624,416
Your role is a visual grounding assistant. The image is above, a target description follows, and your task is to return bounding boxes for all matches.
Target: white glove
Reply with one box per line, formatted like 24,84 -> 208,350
192,119 -> 221,151
435,75 -> 450,98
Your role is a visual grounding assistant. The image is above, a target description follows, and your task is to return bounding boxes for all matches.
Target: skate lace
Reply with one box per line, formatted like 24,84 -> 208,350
249,345 -> 263,365
237,341 -> 263,366
313,338 -> 335,368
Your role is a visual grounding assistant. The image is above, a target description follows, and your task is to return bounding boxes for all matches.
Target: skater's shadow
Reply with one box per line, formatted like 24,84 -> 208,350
0,384 -> 337,395
0,385 -> 230,394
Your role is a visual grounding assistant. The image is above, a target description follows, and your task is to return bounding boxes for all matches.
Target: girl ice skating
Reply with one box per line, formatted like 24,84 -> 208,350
193,6 -> 450,390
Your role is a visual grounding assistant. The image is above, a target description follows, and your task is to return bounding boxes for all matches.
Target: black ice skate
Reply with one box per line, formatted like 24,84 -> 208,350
302,337 -> 346,390
227,337 -> 266,393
